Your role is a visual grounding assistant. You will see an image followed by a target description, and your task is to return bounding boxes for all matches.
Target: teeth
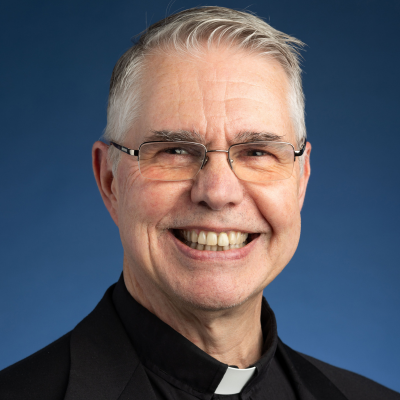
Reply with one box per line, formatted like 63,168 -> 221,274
236,232 -> 242,244
191,231 -> 198,243
217,232 -> 229,247
206,232 -> 218,246
198,231 -> 207,245
228,231 -> 237,244
179,229 -> 251,251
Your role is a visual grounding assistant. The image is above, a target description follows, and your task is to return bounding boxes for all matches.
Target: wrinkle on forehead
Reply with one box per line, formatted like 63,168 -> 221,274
135,48 -> 294,145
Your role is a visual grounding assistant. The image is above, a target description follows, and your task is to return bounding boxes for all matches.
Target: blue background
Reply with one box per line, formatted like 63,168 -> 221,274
1,0 -> 399,392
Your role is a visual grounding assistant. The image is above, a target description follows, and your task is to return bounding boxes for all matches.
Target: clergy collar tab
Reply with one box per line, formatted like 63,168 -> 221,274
214,366 -> 257,395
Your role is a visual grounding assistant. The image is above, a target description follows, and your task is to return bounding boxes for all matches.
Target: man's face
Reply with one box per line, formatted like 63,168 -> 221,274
108,47 -> 310,310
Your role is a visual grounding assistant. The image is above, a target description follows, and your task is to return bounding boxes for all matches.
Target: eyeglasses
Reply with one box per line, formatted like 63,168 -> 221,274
110,139 -> 306,183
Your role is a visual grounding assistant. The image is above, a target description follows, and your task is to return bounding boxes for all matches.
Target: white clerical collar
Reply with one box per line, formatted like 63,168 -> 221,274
214,366 -> 257,395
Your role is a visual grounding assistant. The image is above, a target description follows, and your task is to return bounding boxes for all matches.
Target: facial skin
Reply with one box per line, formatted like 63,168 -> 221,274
93,46 -> 311,367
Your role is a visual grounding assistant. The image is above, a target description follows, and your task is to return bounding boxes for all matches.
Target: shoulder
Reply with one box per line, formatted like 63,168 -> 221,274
299,352 -> 400,400
0,332 -> 71,400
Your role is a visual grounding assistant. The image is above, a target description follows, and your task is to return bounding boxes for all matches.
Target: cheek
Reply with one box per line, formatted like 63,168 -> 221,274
117,164 -> 192,230
249,182 -> 301,277
249,181 -> 301,234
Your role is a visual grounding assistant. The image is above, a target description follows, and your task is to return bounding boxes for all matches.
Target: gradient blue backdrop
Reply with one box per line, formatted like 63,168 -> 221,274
1,0 -> 399,392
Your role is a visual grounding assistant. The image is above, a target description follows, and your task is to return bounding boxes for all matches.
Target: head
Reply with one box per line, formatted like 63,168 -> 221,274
93,6 -> 311,312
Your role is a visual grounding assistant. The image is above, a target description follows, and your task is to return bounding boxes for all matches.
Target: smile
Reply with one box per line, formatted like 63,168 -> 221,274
173,229 -> 258,251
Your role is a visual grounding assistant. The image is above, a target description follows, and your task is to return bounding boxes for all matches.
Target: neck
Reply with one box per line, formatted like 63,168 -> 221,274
123,265 -> 263,369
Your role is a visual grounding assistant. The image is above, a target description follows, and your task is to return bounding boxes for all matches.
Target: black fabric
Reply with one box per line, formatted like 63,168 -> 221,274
64,284 -> 143,400
0,332 -> 71,400
113,276 -> 295,400
279,341 -> 348,400
112,274 -> 295,400
118,361 -> 159,400
300,353 -> 400,400
112,276 -> 228,397
0,281 -> 399,400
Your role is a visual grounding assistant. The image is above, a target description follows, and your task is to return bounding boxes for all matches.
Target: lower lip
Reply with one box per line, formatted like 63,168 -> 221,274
169,231 -> 258,261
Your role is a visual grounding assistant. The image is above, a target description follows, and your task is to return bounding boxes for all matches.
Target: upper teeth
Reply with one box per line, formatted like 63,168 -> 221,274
180,229 -> 248,251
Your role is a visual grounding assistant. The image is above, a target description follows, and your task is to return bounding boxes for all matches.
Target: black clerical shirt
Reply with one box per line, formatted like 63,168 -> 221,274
112,276 -> 298,400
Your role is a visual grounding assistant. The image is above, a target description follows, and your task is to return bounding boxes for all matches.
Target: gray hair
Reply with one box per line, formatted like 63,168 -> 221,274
103,6 -> 306,175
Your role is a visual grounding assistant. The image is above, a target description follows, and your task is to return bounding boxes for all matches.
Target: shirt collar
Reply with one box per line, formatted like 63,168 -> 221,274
112,274 -> 278,398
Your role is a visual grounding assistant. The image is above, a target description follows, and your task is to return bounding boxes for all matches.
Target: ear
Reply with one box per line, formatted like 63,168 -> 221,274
297,141 -> 311,211
92,141 -> 119,226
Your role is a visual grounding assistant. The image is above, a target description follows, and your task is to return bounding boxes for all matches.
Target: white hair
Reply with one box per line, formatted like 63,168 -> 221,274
103,6 -> 306,175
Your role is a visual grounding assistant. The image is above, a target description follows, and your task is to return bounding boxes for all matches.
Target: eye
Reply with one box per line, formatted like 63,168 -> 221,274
242,148 -> 273,157
164,147 -> 190,155
246,149 -> 269,156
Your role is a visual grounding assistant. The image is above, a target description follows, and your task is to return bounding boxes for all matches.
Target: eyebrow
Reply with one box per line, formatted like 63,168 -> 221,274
145,130 -> 206,144
235,131 -> 283,143
144,130 -> 283,145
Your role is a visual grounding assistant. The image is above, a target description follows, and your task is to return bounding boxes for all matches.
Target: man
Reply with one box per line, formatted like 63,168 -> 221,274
1,6 -> 399,400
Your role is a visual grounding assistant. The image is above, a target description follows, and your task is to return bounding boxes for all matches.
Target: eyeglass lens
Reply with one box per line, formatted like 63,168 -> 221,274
230,142 -> 295,182
138,142 -> 206,181
138,142 -> 295,182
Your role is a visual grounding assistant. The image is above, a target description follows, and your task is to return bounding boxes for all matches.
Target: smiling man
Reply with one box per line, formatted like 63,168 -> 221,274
1,6 -> 399,400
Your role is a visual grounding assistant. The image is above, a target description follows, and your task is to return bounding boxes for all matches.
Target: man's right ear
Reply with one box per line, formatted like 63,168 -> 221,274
92,141 -> 119,226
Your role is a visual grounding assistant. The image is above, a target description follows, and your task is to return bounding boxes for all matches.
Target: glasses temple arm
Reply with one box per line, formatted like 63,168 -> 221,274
110,141 -> 139,157
294,138 -> 307,157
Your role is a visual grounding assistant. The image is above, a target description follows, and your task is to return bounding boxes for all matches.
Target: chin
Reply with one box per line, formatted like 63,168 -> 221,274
166,278 -> 260,312
180,294 -> 249,312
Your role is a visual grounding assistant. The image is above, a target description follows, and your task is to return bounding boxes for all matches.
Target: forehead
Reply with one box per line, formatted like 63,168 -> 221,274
132,47 -> 295,145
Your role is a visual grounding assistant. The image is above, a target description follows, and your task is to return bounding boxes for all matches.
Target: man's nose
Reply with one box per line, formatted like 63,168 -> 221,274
190,152 -> 244,210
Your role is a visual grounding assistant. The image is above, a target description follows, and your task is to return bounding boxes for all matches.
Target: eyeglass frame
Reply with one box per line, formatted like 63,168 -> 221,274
109,139 -> 307,181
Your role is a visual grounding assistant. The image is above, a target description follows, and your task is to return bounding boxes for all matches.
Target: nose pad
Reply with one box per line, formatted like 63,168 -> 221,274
201,156 -> 209,169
